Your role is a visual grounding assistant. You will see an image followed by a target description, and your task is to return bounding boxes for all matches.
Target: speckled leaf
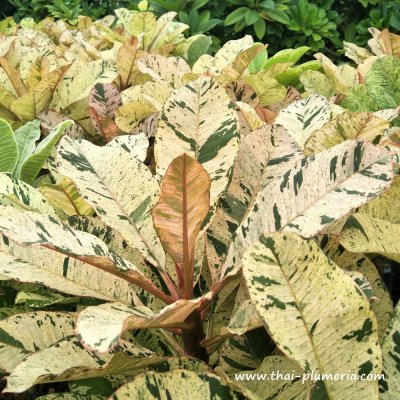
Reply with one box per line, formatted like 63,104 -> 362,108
0,206 -> 165,304
10,66 -> 67,121
88,83 -> 121,142
243,232 -> 382,400
339,214 -> 400,263
305,112 -> 391,154
36,394 -> 103,400
221,140 -> 393,278
121,80 -> 172,111
110,370 -> 254,399
0,235 -> 142,305
51,60 -> 119,111
39,110 -> 86,140
320,239 -> 393,337
4,336 -> 156,393
0,118 -> 18,173
0,172 -> 56,215
0,312 -> 75,373
39,176 -> 94,219
56,136 -> 164,269
380,300 -> 400,399
137,54 -> 190,89
76,296 -> 211,352
359,175 -> 400,224
115,101 -> 157,133
155,76 -> 239,206
241,356 -> 311,400
299,70 -> 335,98
275,93 -> 330,149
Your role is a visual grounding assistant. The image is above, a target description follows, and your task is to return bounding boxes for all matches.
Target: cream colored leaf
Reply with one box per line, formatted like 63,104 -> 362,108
243,232 -> 381,400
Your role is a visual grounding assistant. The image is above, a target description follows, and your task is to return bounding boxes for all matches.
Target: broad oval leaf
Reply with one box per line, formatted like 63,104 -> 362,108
243,232 -> 382,400
0,118 -> 18,173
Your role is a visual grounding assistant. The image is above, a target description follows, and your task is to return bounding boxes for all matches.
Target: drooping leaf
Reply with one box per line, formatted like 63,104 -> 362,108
56,136 -> 164,269
243,232 -> 382,400
155,76 -> 239,206
221,140 -> 394,278
152,154 -> 210,298
76,296 -> 211,352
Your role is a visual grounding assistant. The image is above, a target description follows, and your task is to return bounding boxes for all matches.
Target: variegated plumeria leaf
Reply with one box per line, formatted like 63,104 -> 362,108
0,118 -> 18,173
221,140 -> 394,278
121,80 -> 172,111
19,120 -> 73,184
241,356 -> 311,400
88,83 -> 121,143
339,214 -> 400,263
51,60 -> 119,111
137,54 -> 190,89
0,312 -> 75,373
152,154 -> 210,298
76,295 -> 211,352
10,66 -> 68,121
4,336 -> 156,393
380,300 -> 400,399
275,93 -> 330,149
0,236 -> 143,305
106,133 -> 149,163
36,394 -> 103,399
320,240 -> 393,337
56,136 -> 164,269
206,127 -> 271,280
114,101 -> 157,133
359,175 -> 400,224
39,110 -> 86,140
155,76 -> 239,206
14,289 -> 79,308
193,36 -> 254,75
300,70 -> 335,98
0,207 -> 164,305
305,111 -> 391,155
110,370 -> 255,399
0,172 -> 57,215
39,176 -> 95,220
243,232 -> 382,400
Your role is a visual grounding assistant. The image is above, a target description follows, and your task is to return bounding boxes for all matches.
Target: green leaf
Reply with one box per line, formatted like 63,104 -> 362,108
19,120 -> 74,184
253,19 -> 266,40
245,10 -> 260,26
225,8 -> 248,26
263,46 -> 310,69
243,232 -> 382,400
0,118 -> 18,173
266,9 -> 290,24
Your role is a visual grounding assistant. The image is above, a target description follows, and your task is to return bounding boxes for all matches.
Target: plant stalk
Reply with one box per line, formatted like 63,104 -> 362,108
181,309 -> 209,363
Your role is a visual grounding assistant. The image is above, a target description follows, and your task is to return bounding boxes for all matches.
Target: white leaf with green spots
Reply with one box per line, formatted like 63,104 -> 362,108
155,76 -> 239,206
339,214 -> 400,263
56,136 -> 164,269
0,172 -> 57,215
221,140 -> 393,278
380,300 -> 400,399
243,232 -> 382,400
275,93 -> 331,149
110,370 -> 255,399
0,312 -> 75,374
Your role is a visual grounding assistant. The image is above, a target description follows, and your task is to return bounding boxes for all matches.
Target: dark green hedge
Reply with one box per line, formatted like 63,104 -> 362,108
3,0 -> 400,58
